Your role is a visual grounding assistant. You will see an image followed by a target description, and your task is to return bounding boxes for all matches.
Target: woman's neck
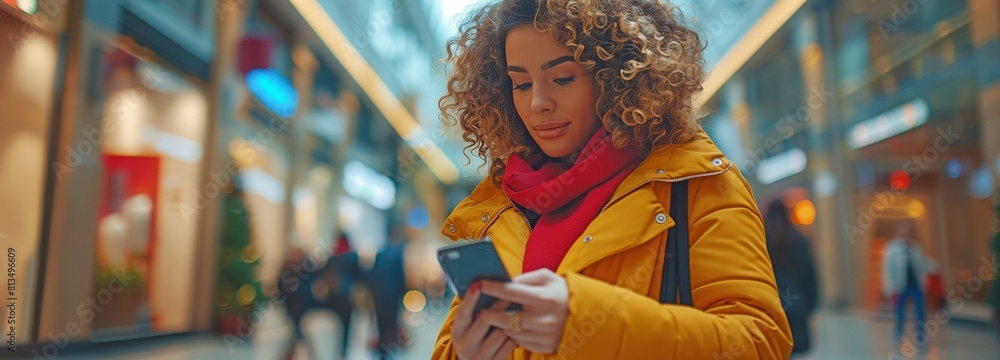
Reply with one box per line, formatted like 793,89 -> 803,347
558,129 -> 603,165
555,151 -> 582,166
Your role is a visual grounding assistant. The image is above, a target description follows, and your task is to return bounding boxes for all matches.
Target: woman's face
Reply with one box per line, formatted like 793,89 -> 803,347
505,25 -> 602,160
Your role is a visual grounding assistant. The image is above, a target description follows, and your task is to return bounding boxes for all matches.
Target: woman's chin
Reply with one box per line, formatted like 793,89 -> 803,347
538,146 -> 573,160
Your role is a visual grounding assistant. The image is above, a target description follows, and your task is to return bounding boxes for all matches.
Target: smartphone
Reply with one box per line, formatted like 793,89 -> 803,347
437,240 -> 523,315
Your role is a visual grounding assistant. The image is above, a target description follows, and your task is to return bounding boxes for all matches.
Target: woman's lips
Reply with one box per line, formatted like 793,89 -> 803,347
533,122 -> 570,140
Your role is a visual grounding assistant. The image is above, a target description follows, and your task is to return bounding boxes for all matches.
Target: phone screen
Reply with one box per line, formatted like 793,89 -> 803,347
437,241 -> 522,314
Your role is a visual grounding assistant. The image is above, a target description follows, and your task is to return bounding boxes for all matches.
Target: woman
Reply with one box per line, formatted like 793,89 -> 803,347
433,0 -> 792,359
319,234 -> 361,359
764,199 -> 818,357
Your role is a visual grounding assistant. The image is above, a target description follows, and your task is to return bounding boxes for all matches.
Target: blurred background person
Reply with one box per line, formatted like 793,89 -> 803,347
367,225 -> 410,359
276,247 -> 317,360
882,222 -> 931,349
318,233 -> 362,359
764,198 -> 819,358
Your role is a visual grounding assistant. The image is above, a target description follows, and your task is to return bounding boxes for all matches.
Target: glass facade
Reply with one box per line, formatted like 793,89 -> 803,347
2,0 -> 453,353
832,0 -> 994,309
71,0 -> 219,336
85,45 -> 209,338
705,0 -> 998,318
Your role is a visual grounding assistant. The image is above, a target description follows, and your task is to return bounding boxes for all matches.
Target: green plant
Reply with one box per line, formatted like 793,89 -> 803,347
93,266 -> 145,292
215,188 -> 263,317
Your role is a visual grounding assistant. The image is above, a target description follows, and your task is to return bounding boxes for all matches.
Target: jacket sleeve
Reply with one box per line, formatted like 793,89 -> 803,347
546,168 -> 793,359
431,296 -> 462,360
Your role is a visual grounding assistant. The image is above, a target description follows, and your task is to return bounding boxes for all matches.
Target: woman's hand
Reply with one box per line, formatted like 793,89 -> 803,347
478,269 -> 569,354
451,283 -> 518,360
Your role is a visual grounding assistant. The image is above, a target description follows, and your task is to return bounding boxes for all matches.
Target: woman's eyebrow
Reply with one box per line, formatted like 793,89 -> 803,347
507,55 -> 576,73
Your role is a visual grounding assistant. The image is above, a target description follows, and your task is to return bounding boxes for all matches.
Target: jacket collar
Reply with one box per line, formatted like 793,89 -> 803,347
603,130 -> 732,211
441,177 -> 513,241
441,130 -> 732,242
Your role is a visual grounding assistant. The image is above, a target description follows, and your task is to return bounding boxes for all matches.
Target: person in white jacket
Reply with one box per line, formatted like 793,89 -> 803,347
882,222 -> 931,349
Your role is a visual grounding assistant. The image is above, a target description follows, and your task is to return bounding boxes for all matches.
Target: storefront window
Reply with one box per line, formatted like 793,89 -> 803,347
729,33 -> 811,192
744,34 -> 806,143
88,46 -> 208,337
293,81 -> 347,255
832,0 -> 994,311
833,0 -> 972,121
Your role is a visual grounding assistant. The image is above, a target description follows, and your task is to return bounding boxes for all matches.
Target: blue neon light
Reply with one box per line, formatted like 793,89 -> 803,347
946,159 -> 962,179
246,68 -> 298,118
406,207 -> 430,230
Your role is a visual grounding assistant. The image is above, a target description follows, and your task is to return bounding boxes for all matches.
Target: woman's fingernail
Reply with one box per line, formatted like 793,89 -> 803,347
469,281 -> 482,294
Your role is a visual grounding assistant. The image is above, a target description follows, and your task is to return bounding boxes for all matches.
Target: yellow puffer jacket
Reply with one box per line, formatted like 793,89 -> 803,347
432,131 -> 794,359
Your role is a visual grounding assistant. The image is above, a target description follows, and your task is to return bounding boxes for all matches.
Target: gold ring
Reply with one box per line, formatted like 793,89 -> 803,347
510,311 -> 523,333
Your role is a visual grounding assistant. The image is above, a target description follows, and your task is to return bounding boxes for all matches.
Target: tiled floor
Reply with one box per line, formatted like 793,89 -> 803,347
807,310 -> 998,360
19,302 -> 1000,359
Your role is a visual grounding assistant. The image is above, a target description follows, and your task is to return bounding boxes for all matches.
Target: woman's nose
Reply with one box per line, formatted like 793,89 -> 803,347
530,86 -> 554,114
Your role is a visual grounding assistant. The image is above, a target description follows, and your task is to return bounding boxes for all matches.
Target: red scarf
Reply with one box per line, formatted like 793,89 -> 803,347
502,130 -> 642,272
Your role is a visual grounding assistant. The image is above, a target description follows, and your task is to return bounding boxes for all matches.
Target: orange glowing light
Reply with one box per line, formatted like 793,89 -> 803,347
792,200 -> 816,226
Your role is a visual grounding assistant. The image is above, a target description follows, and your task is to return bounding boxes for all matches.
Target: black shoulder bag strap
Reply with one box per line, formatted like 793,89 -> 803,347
660,180 -> 693,306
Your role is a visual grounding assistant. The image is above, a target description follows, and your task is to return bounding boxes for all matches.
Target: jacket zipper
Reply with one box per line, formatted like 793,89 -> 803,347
501,186 -> 533,231
477,186 -> 533,239
477,204 -> 512,239
599,162 -> 734,214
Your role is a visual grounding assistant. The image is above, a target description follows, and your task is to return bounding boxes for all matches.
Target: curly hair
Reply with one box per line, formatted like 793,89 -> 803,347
439,0 -> 706,185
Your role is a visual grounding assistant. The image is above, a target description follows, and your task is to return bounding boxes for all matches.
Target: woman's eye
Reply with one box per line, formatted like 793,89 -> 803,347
513,82 -> 532,91
554,76 -> 575,85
